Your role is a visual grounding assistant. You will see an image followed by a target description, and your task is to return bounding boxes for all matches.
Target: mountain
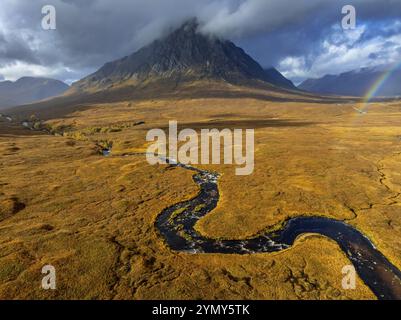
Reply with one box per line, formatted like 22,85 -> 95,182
263,68 -> 295,89
299,66 -> 401,97
0,77 -> 69,109
73,19 -> 295,92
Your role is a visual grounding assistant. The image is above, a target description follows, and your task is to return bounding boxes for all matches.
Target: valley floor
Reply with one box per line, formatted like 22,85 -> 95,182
1,93 -> 401,299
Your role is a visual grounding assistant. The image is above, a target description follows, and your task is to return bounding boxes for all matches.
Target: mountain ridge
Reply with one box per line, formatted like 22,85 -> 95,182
0,77 -> 69,110
299,65 -> 401,97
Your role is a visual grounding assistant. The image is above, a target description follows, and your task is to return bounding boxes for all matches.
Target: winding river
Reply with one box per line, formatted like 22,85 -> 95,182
146,156 -> 401,300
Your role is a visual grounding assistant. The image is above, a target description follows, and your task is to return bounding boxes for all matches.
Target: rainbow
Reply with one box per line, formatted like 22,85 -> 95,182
360,60 -> 401,112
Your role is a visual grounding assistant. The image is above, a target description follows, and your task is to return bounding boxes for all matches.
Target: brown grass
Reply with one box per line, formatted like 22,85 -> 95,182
1,86 -> 400,299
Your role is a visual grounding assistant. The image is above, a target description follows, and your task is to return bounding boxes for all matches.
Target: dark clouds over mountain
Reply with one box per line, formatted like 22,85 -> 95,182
0,0 -> 400,84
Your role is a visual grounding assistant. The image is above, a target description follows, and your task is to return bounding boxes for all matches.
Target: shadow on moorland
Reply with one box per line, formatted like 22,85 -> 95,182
158,118 -> 316,131
2,81 -> 362,122
0,122 -> 46,138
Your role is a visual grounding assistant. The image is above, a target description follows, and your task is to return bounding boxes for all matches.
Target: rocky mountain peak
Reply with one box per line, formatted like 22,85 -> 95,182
73,19 -> 295,91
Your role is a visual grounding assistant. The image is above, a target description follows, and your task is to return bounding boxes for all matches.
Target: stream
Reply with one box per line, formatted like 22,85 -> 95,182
150,156 -> 401,300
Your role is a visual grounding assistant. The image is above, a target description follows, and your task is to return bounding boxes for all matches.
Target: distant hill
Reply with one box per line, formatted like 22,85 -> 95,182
299,66 -> 401,97
0,77 -> 69,109
72,19 -> 296,92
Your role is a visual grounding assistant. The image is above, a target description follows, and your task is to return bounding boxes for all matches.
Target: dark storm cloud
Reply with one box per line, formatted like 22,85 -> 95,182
0,31 -> 39,66
0,0 -> 400,82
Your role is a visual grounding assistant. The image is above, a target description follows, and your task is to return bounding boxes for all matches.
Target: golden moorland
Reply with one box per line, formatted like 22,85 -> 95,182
1,81 -> 400,299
